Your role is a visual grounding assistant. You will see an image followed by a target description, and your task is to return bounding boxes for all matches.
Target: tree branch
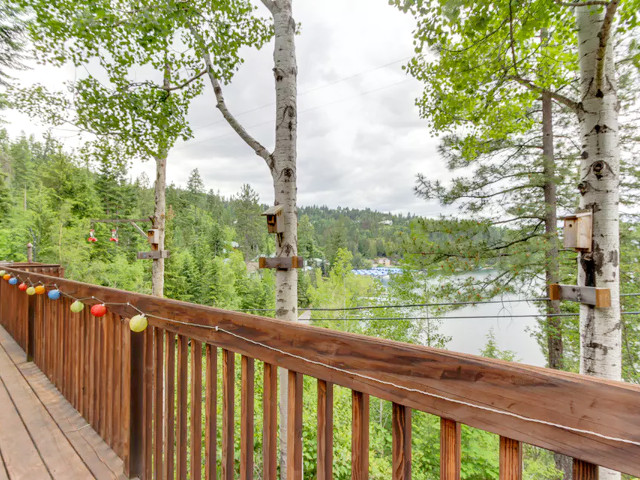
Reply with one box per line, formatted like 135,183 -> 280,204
595,0 -> 619,92
163,70 -> 206,92
260,0 -> 277,13
187,24 -> 273,168
509,75 -> 581,112
508,1 -> 519,76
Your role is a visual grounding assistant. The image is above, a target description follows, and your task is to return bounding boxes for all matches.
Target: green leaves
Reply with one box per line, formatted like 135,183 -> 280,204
16,0 -> 273,162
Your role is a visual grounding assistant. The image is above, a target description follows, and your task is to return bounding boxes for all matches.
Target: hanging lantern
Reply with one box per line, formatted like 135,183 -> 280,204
26,286 -> 36,295
90,303 -> 107,317
70,300 -> 85,313
87,229 -> 97,243
48,289 -> 61,300
109,228 -> 119,243
0,270 -> 5,276
18,282 -> 28,291
35,285 -> 46,295
8,277 -> 17,285
2,274 -> 10,281
129,314 -> 148,332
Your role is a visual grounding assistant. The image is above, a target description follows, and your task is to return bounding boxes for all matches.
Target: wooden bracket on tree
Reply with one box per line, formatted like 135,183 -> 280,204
259,256 -> 304,270
549,284 -> 611,308
137,250 -> 170,260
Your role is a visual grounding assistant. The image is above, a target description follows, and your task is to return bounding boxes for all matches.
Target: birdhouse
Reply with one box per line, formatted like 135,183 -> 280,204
147,229 -> 160,246
563,211 -> 592,252
262,205 -> 284,234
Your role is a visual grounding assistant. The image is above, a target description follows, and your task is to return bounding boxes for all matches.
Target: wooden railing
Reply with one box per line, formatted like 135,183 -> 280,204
0,263 -> 639,479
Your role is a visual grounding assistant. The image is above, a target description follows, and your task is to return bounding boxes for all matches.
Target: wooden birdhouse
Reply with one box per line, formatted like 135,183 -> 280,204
262,205 -> 284,234
563,211 -> 592,252
147,228 -> 160,246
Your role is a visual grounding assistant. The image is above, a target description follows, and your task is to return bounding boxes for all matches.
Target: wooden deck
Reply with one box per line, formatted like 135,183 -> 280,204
0,326 -> 126,480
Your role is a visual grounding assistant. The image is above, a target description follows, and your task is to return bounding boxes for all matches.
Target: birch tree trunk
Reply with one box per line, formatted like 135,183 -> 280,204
576,5 -> 621,479
151,155 -> 167,297
543,90 -> 573,479
199,1 -> 298,473
270,2 -> 298,475
542,91 -> 563,371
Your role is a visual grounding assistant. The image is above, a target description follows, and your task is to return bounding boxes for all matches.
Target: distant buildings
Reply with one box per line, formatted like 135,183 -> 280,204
374,257 -> 392,267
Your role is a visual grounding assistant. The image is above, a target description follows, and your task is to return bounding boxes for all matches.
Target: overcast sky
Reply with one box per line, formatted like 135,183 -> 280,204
6,0 -> 447,217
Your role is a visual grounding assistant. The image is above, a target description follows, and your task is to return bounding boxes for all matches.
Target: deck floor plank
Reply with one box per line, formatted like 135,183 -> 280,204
0,376 -> 51,479
0,325 -> 126,480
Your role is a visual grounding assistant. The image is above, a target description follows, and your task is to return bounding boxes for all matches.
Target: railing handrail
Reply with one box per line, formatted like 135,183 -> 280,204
3,265 -> 640,476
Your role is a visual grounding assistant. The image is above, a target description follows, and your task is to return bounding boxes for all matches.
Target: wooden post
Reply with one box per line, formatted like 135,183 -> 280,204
392,403 -> 411,480
27,243 -> 33,263
126,330 -> 145,478
499,437 -> 522,480
352,390 -> 369,480
26,294 -> 35,362
440,418 -> 461,480
573,459 -> 598,480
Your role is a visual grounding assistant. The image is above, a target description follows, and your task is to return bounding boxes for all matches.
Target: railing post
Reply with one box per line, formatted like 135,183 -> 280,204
26,294 -> 35,362
126,329 -> 145,479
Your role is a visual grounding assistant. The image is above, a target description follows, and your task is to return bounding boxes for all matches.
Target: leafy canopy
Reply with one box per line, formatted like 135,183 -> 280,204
16,0 -> 272,160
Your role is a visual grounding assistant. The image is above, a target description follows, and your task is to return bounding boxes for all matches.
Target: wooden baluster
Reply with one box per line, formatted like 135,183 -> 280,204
241,356 -> 255,480
113,316 -> 123,458
191,340 -> 203,480
287,371 -> 303,480
126,325 -> 145,479
317,380 -> 333,480
222,349 -> 235,480
440,418 -> 461,480
573,459 -> 598,480
352,390 -> 369,480
499,437 -> 522,480
99,314 -> 107,438
263,363 -> 278,480
72,299 -> 80,409
105,313 -> 114,447
142,328 -> 153,479
176,335 -> 188,479
392,403 -> 411,480
89,310 -> 97,428
154,327 -> 164,479
81,308 -> 89,419
26,294 -> 35,362
164,333 -> 176,480
205,344 -> 217,480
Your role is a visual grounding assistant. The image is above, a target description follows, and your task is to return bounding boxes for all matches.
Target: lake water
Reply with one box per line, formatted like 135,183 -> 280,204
363,269 -> 548,366
437,295 -> 546,367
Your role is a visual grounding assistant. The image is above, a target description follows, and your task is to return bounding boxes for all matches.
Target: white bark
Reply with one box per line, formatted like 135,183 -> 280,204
576,5 -> 621,479
152,155 -> 167,297
270,2 -> 298,475
198,1 -> 299,474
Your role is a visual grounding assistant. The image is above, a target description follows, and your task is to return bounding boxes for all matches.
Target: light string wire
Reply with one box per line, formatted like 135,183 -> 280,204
3,272 -> 639,450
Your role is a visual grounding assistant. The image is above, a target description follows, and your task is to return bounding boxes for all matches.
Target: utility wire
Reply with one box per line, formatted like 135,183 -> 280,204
176,77 -> 412,149
190,55 -> 410,131
310,312 -> 640,321
235,292 -> 640,313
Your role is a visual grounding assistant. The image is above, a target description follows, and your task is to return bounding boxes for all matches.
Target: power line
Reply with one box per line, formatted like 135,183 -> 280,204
310,312 -> 640,321
176,77 -> 412,150
189,55 -> 410,131
236,292 -> 640,313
